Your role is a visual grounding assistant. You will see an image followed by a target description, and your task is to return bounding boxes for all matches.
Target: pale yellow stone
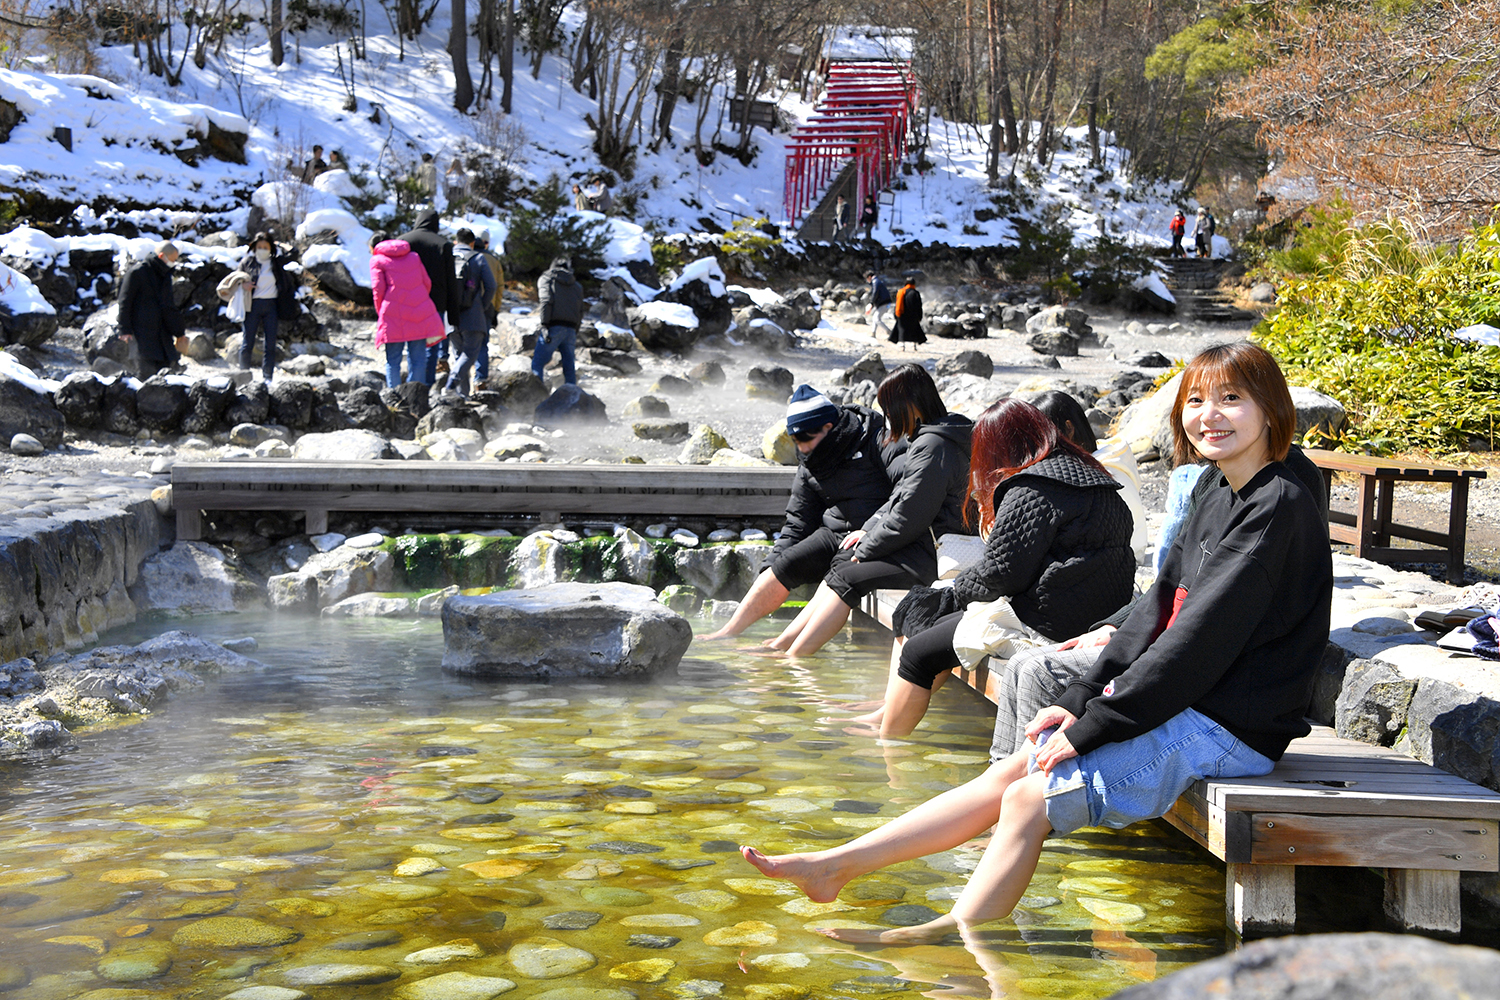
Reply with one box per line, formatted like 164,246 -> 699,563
1059,877 -> 1135,897
411,758 -> 480,771
180,772 -> 239,786
604,802 -> 658,815
746,798 -> 820,814
1076,897 -> 1147,924
639,777 -> 702,790
801,918 -> 883,932
561,770 -> 630,784
411,843 -> 465,855
214,717 -> 269,725
722,878 -> 798,897
421,735 -> 481,745
693,823 -> 756,838
674,889 -> 738,912
127,816 -> 208,830
158,850 -> 221,861
559,859 -> 623,879
442,827 -> 517,842
395,857 -> 446,877
164,878 -> 238,893
924,753 -> 988,765
238,757 -> 297,765
609,958 -> 675,982
683,810 -> 738,824
115,925 -> 152,938
746,986 -> 809,1000
215,858 -> 296,873
717,741 -> 757,751
454,772 -> 531,784
490,844 -> 564,856
509,757 -> 559,770
58,844 -> 120,863
779,898 -> 855,917
460,859 -> 537,879
619,913 -> 700,927
45,935 -> 106,954
602,818 -> 662,836
384,786 -> 457,801
536,816 -> 585,830
749,953 -> 811,972
99,868 -> 168,884
371,805 -> 428,815
607,749 -> 700,762
893,760 -> 933,772
714,782 -> 766,794
832,817 -> 888,830
703,920 -> 777,946
359,883 -> 445,901
777,785 -> 842,797
265,897 -> 337,917
469,723 -> 514,733
576,738 -> 635,749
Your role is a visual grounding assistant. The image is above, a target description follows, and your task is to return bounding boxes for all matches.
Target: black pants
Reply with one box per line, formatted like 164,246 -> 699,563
897,610 -> 963,690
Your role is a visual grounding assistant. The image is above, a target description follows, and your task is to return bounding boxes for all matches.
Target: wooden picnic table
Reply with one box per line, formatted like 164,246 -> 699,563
1304,449 -> 1487,583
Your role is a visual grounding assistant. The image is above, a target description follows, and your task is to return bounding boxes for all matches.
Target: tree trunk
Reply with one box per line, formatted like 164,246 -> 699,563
500,0 -> 514,112
1085,0 -> 1108,168
451,0 -> 474,112
269,0 -> 284,66
1035,0 -> 1066,163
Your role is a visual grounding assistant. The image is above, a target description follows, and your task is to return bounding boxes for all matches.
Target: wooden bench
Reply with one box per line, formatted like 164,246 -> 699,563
728,95 -> 780,132
170,460 -> 795,540
1304,449 -> 1487,584
859,587 -> 1500,937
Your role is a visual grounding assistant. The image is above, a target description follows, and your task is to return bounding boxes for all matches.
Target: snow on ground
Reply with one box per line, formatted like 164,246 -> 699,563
0,9 -> 1198,281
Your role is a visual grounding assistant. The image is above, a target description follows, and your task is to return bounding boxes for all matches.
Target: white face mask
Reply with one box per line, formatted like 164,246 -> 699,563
255,248 -> 271,262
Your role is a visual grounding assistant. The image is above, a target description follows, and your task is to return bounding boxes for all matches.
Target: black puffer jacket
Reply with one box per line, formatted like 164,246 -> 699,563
894,451 -> 1134,642
776,405 -> 897,552
852,413 -> 973,579
398,209 -> 456,321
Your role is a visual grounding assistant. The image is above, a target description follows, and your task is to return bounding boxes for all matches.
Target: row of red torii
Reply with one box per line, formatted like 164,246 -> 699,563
783,60 -> 921,230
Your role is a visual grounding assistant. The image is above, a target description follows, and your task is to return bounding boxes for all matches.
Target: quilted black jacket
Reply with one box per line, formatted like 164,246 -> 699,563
894,451 -> 1135,641
852,413 -> 974,580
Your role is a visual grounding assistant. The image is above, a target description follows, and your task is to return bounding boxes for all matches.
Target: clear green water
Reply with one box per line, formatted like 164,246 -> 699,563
0,613 -> 1230,998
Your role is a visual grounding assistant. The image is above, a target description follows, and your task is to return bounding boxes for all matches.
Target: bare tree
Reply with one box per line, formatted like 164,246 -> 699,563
451,0 -> 474,111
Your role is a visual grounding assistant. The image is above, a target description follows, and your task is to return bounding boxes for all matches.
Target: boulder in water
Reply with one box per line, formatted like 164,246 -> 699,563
442,582 -> 692,679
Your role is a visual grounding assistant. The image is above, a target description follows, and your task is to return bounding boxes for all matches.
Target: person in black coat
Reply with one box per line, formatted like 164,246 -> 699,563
397,208 -> 456,383
849,397 -> 1134,738
701,385 -> 897,641
117,241 -> 184,377
766,364 -> 973,656
893,275 -> 926,350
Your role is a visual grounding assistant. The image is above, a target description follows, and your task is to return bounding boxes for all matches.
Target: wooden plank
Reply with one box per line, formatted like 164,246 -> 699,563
175,506 -> 202,542
178,488 -> 791,517
1304,449 -> 1483,479
1209,788 -> 1500,820
1227,863 -> 1295,937
1236,812 -> 1497,869
1384,869 -> 1461,934
172,461 -> 797,491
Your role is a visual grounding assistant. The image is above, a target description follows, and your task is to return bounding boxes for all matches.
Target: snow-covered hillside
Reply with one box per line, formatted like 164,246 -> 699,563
0,9 -> 1194,264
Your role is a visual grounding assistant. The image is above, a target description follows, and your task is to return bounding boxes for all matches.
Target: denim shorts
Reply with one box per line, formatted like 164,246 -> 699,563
1029,708 -> 1274,835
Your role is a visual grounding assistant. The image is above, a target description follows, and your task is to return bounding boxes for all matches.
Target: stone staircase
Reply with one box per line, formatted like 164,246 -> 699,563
794,164 -> 858,243
1162,258 -> 1257,324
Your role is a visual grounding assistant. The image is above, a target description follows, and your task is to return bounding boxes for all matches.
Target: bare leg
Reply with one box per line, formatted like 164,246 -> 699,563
741,752 -> 1029,911
878,676 -> 935,738
782,587 -> 855,656
844,637 -> 905,729
763,592 -> 819,649
699,569 -> 789,640
823,771 -> 1052,944
765,581 -> 844,650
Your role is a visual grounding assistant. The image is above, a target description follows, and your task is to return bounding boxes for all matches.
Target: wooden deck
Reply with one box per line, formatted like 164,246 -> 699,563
170,460 -> 797,539
1305,449 -> 1487,584
860,588 -> 1500,937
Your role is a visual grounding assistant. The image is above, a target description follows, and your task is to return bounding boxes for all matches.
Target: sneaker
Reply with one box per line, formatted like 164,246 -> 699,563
472,379 -> 489,392
435,359 -> 451,375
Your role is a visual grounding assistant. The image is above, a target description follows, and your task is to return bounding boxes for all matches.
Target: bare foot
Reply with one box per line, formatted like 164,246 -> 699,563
841,723 -> 882,738
821,698 -> 885,713
698,628 -> 736,641
761,634 -> 793,651
740,845 -> 851,903
845,708 -> 885,728
819,914 -> 958,945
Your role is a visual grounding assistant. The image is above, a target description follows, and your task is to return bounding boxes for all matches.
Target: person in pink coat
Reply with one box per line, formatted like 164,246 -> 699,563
369,235 -> 444,387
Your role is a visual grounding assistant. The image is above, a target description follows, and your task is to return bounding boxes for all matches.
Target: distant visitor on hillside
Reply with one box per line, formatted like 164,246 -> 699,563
445,159 -> 469,203
117,241 -> 184,378
892,273 -> 926,350
415,152 -> 438,199
586,177 -> 613,215
1192,207 -> 1216,258
572,183 -> 589,211
327,150 -> 347,172
1169,209 -> 1187,258
299,145 -> 327,184
859,193 -> 878,239
833,195 -> 850,241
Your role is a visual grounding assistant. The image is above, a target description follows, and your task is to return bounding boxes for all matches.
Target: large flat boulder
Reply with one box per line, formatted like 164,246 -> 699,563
441,583 -> 691,679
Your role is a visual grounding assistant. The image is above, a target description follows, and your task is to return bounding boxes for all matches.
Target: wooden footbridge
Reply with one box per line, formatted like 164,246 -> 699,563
169,460 -> 797,539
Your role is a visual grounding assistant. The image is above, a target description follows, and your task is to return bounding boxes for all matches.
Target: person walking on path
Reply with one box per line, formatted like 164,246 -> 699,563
447,228 -> 498,398
415,152 -> 438,200
1169,209 -> 1187,258
892,273 -> 926,350
117,241 -> 184,378
217,232 -> 297,383
864,270 -> 893,339
300,145 -> 327,184
833,195 -> 850,241
700,384 -> 898,641
369,234 -> 445,388
532,256 -> 583,386
858,193 -> 879,240
741,342 -> 1333,947
1192,207 -> 1216,258
397,208 -> 456,384
472,230 -> 505,391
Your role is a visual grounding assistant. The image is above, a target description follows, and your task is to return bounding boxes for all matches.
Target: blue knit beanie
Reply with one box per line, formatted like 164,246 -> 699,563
786,384 -> 839,436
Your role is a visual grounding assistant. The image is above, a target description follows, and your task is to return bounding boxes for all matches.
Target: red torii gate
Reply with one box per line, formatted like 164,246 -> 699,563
783,60 -> 920,229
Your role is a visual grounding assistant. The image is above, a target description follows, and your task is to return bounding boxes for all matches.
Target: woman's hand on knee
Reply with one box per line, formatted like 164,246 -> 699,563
1024,706 -> 1076,742
839,530 -> 866,550
1057,625 -> 1115,651
1033,730 -> 1077,773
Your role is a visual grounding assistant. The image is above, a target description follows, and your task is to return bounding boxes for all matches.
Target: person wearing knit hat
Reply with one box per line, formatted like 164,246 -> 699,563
701,385 -> 899,641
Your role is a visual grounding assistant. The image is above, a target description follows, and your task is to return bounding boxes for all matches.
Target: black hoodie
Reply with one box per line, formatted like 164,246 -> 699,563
398,209 -> 456,322
775,405 -> 895,553
851,413 -> 974,580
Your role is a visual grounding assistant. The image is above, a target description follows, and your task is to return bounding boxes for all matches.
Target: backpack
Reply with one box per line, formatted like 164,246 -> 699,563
454,249 -> 482,312
1204,212 -> 1216,237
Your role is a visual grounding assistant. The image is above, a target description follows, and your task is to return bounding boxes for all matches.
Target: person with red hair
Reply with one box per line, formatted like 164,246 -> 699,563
844,397 -> 1135,738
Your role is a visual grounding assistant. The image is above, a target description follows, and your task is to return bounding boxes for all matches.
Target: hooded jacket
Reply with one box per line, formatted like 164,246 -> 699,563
397,209 -> 455,321
851,413 -> 973,580
775,405 -> 897,553
452,246 -> 498,333
370,240 -> 444,345
538,262 -> 584,328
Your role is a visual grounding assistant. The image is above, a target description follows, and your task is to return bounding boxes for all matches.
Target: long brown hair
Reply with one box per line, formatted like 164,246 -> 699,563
969,398 -> 1107,535
877,363 -> 947,443
1169,342 -> 1295,467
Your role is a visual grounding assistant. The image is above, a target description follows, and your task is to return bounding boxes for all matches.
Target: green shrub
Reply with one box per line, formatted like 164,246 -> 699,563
505,175 -> 611,278
1257,216 -> 1500,455
718,216 -> 781,270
